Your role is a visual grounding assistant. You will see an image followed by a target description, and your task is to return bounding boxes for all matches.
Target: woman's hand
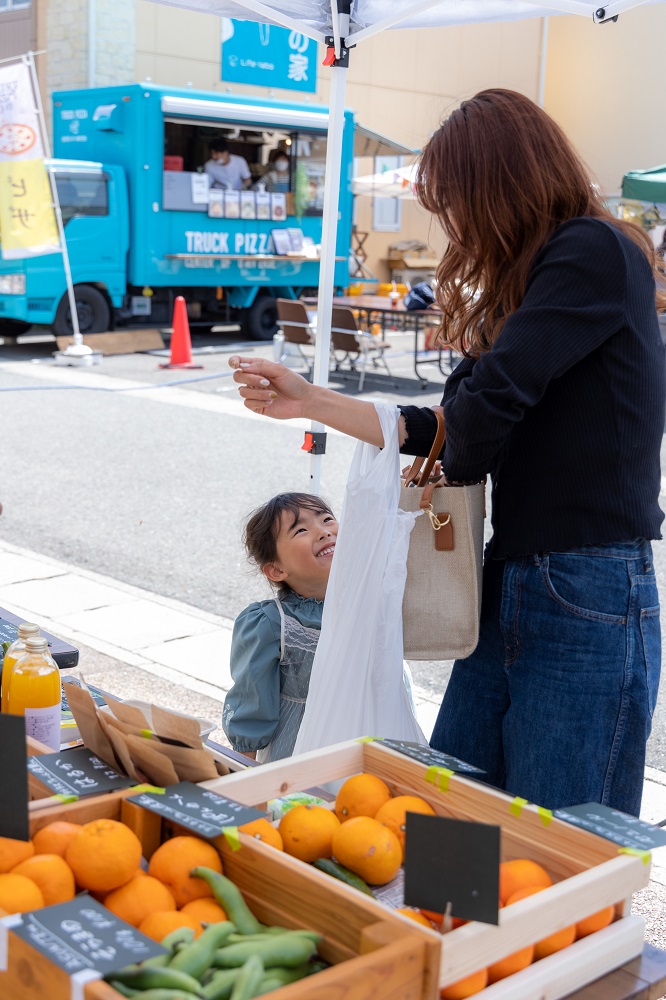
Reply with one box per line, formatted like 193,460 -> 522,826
229,356 -> 313,420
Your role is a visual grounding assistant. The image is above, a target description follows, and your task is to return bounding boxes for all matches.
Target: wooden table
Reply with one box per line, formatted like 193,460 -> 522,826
306,293 -> 453,388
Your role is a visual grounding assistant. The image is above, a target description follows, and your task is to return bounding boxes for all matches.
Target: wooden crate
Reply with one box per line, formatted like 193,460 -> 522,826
195,739 -> 651,997
0,791 -> 438,1000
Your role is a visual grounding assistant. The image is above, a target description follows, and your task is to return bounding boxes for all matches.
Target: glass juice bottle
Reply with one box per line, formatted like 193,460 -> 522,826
1,622 -> 41,712
7,636 -> 62,750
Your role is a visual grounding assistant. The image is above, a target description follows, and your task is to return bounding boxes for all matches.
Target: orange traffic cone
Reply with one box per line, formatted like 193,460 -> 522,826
159,296 -> 203,369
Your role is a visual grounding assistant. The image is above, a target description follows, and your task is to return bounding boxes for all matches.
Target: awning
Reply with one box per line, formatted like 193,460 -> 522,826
160,95 -> 329,131
353,124 -> 416,158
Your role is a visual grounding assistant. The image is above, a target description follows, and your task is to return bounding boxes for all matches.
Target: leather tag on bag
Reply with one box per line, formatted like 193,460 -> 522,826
435,516 -> 454,551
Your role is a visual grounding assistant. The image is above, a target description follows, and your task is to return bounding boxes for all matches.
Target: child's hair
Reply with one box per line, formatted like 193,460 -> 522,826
244,493 -> 335,571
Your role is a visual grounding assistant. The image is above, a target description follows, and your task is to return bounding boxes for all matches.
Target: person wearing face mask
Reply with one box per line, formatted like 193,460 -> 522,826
262,148 -> 291,192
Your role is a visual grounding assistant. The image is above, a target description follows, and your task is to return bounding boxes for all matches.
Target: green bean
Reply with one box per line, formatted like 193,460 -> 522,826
212,934 -> 319,970
104,965 -> 204,995
142,953 -> 171,968
200,969 -> 241,1000
253,963 -> 313,995
229,954 -> 264,1000
106,982 -> 138,998
168,921 -> 237,977
161,927 -> 196,952
226,930 -> 319,946
190,868 -> 263,936
121,992 -> 203,1000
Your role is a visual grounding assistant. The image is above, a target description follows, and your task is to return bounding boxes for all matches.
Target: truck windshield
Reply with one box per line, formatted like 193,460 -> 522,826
55,173 -> 108,224
162,119 -> 326,217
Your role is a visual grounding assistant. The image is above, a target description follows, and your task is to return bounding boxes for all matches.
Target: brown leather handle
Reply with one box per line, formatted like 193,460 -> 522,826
402,408 -> 446,488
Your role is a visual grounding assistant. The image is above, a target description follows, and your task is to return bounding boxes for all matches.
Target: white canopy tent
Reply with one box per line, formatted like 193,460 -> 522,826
352,163 -> 418,199
152,0 -> 661,490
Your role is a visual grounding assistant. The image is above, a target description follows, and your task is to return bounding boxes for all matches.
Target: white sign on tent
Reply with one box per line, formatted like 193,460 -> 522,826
151,0 -> 662,490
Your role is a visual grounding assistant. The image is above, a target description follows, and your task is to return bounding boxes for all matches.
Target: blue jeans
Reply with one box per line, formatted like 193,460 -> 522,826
430,540 -> 661,815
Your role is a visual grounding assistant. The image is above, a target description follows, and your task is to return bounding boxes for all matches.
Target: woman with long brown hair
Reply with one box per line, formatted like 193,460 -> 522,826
229,89 -> 665,815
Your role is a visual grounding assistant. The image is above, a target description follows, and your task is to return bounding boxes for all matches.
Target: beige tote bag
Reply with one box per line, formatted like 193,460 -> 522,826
401,410 -> 485,660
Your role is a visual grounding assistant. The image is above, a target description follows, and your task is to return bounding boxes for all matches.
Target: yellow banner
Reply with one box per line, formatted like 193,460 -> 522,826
0,158 -> 60,260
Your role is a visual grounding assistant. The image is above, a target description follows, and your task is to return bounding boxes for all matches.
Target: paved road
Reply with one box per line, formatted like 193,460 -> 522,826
0,331 -> 664,768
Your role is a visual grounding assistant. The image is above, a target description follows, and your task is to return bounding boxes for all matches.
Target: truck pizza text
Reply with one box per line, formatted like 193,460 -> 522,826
0,84 -> 407,341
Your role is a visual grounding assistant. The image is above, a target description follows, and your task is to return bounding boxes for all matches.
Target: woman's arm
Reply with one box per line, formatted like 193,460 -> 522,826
229,356 -> 406,447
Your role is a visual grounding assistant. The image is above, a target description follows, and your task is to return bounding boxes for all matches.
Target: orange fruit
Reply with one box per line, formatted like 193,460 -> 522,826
148,836 -> 223,908
104,874 -> 177,927
487,945 -> 534,982
238,818 -> 284,851
576,905 -> 615,939
331,816 -> 402,885
32,822 -> 82,859
396,908 -> 437,928
0,836 -> 34,874
11,854 -> 75,906
66,819 -> 142,893
279,806 -> 341,864
499,859 -> 552,905
440,968 -> 489,998
334,774 -> 392,822
505,886 -> 576,958
374,795 -> 436,856
0,873 -> 44,913
139,911 -> 202,943
181,898 -> 228,925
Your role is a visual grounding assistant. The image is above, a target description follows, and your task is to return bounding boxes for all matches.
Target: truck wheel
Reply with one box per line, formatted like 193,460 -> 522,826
0,319 -> 32,338
53,285 -> 111,337
244,296 -> 278,341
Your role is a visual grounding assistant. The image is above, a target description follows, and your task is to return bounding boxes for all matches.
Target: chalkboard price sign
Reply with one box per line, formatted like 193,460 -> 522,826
7,894 -> 166,977
127,781 -> 267,838
27,747 -> 134,797
554,802 -> 666,852
380,739 -> 486,777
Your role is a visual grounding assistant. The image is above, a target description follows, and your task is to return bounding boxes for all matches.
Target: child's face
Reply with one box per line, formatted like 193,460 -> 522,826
263,507 -> 338,600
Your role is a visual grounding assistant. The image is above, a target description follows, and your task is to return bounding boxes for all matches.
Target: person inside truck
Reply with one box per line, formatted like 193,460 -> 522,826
204,138 -> 252,191
261,148 -> 291,193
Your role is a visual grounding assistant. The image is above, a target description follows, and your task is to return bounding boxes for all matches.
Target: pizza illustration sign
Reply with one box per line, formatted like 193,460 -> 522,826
0,123 -> 37,156
0,62 -> 45,162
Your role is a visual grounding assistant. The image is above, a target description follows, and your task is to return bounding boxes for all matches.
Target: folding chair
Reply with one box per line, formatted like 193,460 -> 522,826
276,298 -> 316,377
330,305 -> 394,392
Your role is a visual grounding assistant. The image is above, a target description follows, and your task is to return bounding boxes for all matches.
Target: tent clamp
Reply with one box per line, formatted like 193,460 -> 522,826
302,431 -> 327,455
593,7 -> 619,22
323,36 -> 350,68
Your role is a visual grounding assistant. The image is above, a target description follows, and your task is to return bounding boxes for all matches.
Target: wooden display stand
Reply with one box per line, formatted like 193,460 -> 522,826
196,739 -> 652,998
0,791 -> 437,1000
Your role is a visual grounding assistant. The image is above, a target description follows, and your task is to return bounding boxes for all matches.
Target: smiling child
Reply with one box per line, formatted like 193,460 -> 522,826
222,493 -> 338,762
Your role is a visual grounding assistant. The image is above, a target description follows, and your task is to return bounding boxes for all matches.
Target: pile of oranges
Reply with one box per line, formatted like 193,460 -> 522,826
0,815 -> 279,943
275,772 -> 435,885
437,857 -> 616,999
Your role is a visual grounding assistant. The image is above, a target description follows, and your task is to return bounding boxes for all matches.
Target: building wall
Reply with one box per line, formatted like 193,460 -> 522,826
0,2 -> 36,62
544,6 -> 666,195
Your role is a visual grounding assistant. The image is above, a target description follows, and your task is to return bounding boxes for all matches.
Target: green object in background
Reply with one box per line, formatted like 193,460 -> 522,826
622,164 -> 666,203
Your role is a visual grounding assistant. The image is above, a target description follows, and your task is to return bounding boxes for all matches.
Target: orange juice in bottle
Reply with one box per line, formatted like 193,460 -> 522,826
1,622 -> 41,712
6,637 -> 62,749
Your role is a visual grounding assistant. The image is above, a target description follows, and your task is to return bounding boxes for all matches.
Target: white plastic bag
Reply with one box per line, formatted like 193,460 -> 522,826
293,403 -> 426,753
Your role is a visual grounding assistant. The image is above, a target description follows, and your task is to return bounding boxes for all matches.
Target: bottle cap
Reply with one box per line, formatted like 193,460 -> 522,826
17,623 -> 40,639
24,637 -> 49,653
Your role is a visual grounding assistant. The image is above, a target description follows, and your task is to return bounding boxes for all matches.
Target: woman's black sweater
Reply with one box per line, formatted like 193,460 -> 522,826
399,217 -> 665,558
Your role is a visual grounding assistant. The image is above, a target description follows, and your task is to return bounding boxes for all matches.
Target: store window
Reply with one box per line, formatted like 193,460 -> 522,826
372,155 -> 402,233
0,0 -> 32,10
55,173 -> 108,224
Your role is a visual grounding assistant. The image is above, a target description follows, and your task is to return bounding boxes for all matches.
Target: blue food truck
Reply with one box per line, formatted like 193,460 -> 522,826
0,83 -> 408,340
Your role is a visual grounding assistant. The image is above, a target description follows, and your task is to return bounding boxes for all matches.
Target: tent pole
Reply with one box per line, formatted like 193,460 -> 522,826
309,5 -> 349,495
309,61 -> 347,494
